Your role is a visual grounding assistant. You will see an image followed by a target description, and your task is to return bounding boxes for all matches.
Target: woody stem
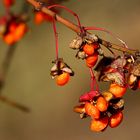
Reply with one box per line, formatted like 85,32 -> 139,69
26,0 -> 139,55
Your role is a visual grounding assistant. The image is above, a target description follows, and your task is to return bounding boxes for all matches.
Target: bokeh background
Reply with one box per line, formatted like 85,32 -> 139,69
0,0 -> 140,140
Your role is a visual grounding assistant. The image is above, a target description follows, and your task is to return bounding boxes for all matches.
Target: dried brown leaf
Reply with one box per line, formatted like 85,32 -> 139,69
100,71 -> 125,86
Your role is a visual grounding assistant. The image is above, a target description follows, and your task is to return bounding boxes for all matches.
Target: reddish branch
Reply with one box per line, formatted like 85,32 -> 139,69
26,0 -> 139,55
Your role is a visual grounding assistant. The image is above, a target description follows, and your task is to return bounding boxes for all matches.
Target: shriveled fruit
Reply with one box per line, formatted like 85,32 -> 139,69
86,53 -> 98,67
83,44 -> 94,55
85,102 -> 100,119
109,83 -> 127,98
96,96 -> 108,112
109,111 -> 123,128
90,116 -> 109,132
56,72 -> 70,86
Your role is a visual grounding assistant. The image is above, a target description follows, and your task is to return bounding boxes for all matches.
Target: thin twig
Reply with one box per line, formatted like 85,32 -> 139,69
26,0 -> 139,55
0,95 -> 30,112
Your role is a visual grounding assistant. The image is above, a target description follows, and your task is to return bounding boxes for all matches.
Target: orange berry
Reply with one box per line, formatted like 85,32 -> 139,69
109,111 -> 123,128
90,116 -> 109,132
109,83 -> 127,98
86,53 -> 98,67
34,12 -> 44,25
85,102 -> 100,119
9,22 -> 18,33
3,0 -> 14,7
3,33 -> 15,45
14,23 -> 27,41
96,96 -> 108,112
83,44 -> 94,55
56,72 -> 70,86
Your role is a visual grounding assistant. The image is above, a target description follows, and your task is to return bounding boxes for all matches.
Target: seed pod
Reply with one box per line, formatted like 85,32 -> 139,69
50,58 -> 74,78
97,47 -> 104,56
76,51 -> 87,59
100,71 -> 125,86
109,98 -> 124,112
130,60 -> 140,76
80,112 -> 88,119
51,71 -> 59,79
61,67 -> 74,76
69,36 -> 83,49
111,56 -> 127,69
84,33 -> 98,43
114,99 -> 124,109
128,74 -> 137,86
51,63 -> 57,72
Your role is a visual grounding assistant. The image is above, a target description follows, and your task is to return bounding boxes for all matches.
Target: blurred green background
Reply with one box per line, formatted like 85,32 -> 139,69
0,0 -> 140,140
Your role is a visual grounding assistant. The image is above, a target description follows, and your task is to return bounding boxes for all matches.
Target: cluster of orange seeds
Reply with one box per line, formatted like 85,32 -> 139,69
1,0 -> 139,133
3,21 -> 27,45
67,32 -> 136,132
0,0 -> 28,46
74,85 -> 125,132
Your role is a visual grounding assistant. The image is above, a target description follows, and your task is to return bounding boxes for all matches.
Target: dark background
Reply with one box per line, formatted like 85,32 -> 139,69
0,0 -> 140,139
